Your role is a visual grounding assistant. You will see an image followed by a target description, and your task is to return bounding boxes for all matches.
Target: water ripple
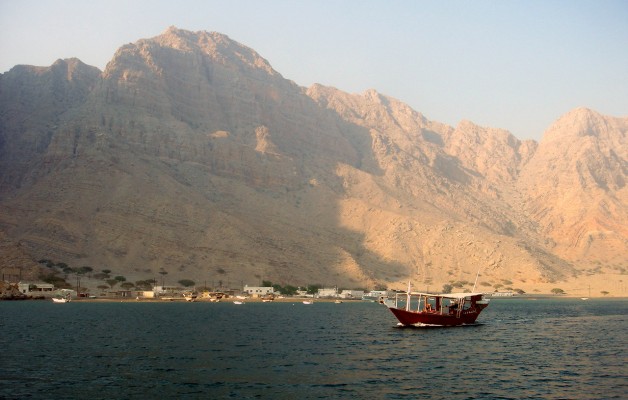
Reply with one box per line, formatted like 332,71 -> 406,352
0,299 -> 626,399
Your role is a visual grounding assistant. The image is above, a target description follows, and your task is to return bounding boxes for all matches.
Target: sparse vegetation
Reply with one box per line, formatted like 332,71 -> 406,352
37,259 -> 71,288
551,288 -> 565,295
135,280 -> 154,290
158,269 -> 168,285
77,266 -> 93,277
40,274 -> 71,288
278,284 -> 298,295
178,279 -> 195,287
306,284 -> 322,295
265,281 -> 299,295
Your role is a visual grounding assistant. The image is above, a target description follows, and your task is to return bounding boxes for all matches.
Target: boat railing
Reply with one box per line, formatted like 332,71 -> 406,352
390,291 -> 485,318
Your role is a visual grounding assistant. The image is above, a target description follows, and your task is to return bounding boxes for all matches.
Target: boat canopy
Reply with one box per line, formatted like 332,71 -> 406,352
405,292 -> 485,299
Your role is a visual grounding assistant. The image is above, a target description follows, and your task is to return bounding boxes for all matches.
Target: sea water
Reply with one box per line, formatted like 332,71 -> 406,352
1,298 -> 626,399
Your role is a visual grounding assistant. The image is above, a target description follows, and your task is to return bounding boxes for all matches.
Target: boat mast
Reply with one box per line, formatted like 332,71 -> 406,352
472,266 -> 482,292
406,281 -> 411,311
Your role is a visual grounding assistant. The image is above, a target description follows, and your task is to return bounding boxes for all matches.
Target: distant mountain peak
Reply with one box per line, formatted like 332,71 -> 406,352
154,27 -> 278,76
542,107 -> 612,142
156,26 -> 230,50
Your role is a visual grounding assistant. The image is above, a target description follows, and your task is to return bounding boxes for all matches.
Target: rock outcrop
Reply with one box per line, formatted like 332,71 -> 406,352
518,108 -> 628,265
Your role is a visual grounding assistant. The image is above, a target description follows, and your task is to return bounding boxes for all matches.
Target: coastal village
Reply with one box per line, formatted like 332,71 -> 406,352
0,278 -> 398,303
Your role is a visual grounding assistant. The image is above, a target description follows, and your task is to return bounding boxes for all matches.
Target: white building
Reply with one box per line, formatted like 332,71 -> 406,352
492,291 -> 516,297
152,285 -> 179,296
18,282 -> 55,295
340,290 -> 365,299
243,285 -> 274,297
317,287 -> 339,297
362,290 -> 391,301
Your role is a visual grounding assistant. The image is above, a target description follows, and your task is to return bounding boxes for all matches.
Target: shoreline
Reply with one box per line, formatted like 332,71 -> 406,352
10,293 -> 627,302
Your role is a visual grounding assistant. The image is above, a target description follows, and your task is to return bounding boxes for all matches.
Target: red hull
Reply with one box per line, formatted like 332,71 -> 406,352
388,303 -> 488,326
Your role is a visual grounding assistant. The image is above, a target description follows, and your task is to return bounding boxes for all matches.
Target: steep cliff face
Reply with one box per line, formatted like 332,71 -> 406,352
0,58 -> 100,192
445,120 -> 537,184
0,28 -> 625,293
518,108 -> 628,265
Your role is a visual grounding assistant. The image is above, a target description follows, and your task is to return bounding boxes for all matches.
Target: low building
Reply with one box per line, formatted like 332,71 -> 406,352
317,287 -> 339,298
340,290 -> 365,299
362,290 -> 392,301
153,285 -> 179,296
243,285 -> 274,297
18,282 -> 55,295
492,291 -> 516,297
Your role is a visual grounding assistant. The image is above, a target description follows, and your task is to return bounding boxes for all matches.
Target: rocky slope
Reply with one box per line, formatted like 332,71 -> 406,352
518,108 -> 628,265
0,27 -> 625,295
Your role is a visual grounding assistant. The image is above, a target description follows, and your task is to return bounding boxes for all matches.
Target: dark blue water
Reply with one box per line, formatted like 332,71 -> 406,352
1,298 -> 626,399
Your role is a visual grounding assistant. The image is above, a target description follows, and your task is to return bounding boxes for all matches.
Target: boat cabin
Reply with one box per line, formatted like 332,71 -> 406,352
388,292 -> 485,314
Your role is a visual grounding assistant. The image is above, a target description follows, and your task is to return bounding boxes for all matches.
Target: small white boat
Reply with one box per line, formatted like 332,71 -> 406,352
303,300 -> 313,305
52,297 -> 70,303
233,301 -> 244,305
581,285 -> 591,300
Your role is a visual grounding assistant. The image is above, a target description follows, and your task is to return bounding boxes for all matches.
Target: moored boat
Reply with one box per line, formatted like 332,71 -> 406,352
51,296 -> 70,303
383,285 -> 490,327
183,292 -> 198,302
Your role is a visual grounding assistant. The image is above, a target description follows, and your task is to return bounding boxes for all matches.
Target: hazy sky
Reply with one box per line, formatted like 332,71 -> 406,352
1,0 -> 626,141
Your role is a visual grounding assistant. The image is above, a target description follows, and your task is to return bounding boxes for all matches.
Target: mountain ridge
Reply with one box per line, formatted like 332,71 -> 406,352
0,27 -> 625,295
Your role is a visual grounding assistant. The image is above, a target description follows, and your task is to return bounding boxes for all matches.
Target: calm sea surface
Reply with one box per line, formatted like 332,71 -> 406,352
1,298 -> 626,399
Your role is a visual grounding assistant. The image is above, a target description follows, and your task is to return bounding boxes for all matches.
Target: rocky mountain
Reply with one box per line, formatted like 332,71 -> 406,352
0,27 -> 625,295
518,108 -> 627,266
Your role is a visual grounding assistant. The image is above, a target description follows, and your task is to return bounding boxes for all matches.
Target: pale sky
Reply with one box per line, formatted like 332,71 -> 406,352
1,0 -> 627,141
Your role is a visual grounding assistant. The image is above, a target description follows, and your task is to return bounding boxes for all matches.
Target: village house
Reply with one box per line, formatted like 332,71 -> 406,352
17,282 -> 55,296
243,285 -> 274,297
317,287 -> 339,298
340,289 -> 365,299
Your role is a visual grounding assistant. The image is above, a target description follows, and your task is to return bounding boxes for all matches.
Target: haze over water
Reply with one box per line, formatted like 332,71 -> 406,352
1,298 -> 626,399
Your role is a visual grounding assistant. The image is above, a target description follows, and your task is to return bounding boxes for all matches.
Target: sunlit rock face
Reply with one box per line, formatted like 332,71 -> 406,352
0,28 -> 625,294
